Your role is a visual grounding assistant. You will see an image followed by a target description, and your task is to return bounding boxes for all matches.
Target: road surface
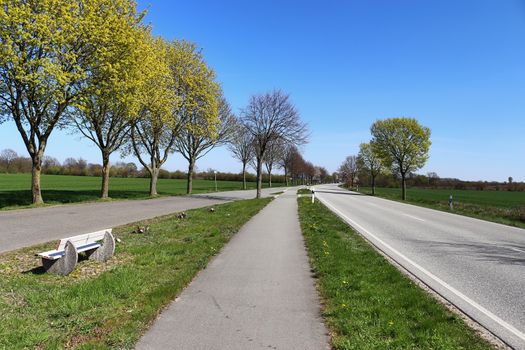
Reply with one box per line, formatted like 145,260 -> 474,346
313,183 -> 525,349
137,189 -> 329,350
0,187 -> 285,253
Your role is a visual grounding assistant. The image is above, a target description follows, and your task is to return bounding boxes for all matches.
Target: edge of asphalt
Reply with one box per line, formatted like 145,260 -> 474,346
313,185 -> 513,350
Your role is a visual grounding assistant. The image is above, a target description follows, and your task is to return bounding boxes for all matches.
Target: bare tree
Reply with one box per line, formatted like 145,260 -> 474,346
0,149 -> 18,173
241,90 -> 307,198
278,144 -> 296,186
176,96 -> 236,194
264,140 -> 285,188
228,121 -> 254,190
427,171 -> 439,187
339,155 -> 359,188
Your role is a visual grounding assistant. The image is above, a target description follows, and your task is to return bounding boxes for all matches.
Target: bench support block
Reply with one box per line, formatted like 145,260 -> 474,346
87,231 -> 115,262
42,241 -> 78,276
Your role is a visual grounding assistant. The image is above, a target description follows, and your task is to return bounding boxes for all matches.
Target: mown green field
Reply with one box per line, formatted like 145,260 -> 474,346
0,173 -> 282,209
359,186 -> 525,228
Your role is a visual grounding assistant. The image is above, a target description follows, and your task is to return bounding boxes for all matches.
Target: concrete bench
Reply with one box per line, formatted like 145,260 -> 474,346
37,229 -> 115,275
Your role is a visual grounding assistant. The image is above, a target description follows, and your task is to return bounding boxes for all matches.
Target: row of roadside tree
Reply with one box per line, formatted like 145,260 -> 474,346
0,1 -> 315,203
339,117 -> 431,200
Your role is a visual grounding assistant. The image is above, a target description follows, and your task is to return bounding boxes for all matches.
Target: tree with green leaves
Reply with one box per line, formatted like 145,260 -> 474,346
130,38 -> 221,196
129,36 -> 178,196
357,142 -> 383,195
71,18 -> 148,199
371,117 -> 431,200
0,0 -> 143,204
176,94 -> 235,194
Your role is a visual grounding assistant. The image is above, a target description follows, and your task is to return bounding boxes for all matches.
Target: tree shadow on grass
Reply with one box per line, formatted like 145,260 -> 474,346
0,189 -> 153,209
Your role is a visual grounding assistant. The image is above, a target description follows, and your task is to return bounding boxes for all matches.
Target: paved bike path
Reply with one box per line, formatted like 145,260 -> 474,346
136,189 -> 330,350
0,187 -> 283,253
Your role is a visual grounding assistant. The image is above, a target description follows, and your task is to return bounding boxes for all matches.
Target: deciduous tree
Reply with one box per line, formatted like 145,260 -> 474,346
339,155 -> 359,188
71,14 -> 147,198
0,149 -> 17,173
241,90 -> 307,198
129,36 -> 177,196
0,0 -> 143,204
176,93 -> 235,194
371,117 -> 431,200
228,121 -> 254,190
263,140 -> 285,188
357,142 -> 383,195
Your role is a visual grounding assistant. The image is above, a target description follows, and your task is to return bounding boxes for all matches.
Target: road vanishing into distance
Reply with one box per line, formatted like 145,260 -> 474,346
0,187 -> 285,254
314,183 -> 525,349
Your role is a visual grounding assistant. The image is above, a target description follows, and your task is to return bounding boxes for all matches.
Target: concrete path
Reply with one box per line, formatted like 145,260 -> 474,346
314,183 -> 525,349
136,189 -> 330,350
0,187 -> 285,253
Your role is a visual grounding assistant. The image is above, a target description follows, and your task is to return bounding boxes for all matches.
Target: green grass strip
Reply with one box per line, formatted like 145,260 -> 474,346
0,197 -> 271,349
297,196 -> 494,350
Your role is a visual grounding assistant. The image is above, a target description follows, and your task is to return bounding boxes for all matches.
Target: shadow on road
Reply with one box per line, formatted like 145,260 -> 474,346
411,239 -> 525,266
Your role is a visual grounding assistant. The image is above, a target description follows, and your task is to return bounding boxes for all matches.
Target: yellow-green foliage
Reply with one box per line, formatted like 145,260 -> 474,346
0,0 -> 144,106
371,117 -> 431,174
170,40 -> 221,139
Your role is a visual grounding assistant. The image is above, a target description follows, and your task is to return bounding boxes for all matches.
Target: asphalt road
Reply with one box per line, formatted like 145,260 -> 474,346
136,189 -> 329,350
313,183 -> 525,349
0,187 -> 285,253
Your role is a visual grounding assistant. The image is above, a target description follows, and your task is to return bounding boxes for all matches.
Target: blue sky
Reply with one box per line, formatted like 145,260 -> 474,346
1,0 -> 524,181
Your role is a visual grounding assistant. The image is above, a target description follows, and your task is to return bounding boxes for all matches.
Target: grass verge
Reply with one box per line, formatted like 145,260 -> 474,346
0,197 -> 271,349
356,186 -> 525,229
297,195 -> 494,349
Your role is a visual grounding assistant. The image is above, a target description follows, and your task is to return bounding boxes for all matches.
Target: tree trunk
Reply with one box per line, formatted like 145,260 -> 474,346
268,171 -> 272,188
401,173 -> 407,200
256,158 -> 263,199
101,154 -> 110,199
187,160 -> 195,194
284,167 -> 288,187
371,174 -> 376,196
242,162 -> 247,190
150,168 -> 159,196
31,152 -> 44,205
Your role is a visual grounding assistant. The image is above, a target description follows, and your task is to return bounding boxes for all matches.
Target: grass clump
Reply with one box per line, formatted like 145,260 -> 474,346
297,196 -> 494,350
0,198 -> 271,349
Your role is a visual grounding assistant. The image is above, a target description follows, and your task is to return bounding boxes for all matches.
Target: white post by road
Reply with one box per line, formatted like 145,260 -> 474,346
214,171 -> 217,192
311,189 -> 315,204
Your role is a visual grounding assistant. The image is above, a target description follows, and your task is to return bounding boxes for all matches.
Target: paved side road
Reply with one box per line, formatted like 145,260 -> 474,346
314,183 -> 525,350
0,187 -> 285,253
136,189 -> 330,350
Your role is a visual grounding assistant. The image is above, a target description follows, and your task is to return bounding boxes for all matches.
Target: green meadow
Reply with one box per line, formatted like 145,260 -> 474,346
0,173 -> 282,210
359,186 -> 525,228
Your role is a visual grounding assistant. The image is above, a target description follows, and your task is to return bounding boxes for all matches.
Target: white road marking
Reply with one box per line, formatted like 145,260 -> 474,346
403,213 -> 426,222
509,247 -> 525,254
316,194 -> 525,345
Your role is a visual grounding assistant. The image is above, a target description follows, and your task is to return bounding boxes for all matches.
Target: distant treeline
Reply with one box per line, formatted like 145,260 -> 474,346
358,171 -> 525,192
0,149 -> 286,183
